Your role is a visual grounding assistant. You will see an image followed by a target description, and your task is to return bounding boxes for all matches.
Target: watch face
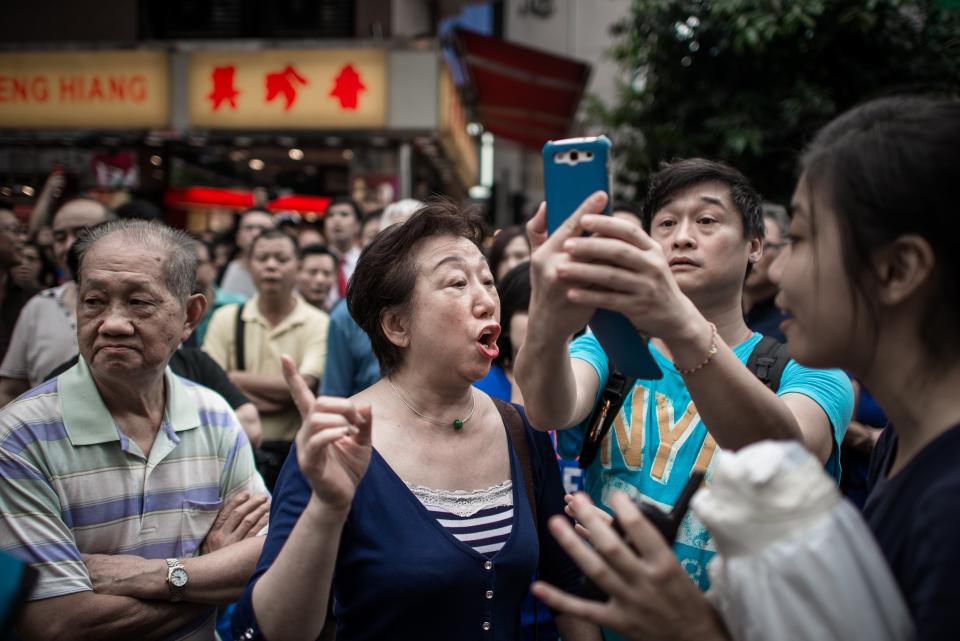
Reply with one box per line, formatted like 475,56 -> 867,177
170,568 -> 188,587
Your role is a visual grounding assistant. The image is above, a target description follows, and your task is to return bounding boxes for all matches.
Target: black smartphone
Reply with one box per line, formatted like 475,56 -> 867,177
581,471 -> 705,601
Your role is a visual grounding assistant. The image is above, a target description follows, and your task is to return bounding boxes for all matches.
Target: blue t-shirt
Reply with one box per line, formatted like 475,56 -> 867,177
320,299 -> 381,398
474,365 -> 512,401
558,331 -> 853,595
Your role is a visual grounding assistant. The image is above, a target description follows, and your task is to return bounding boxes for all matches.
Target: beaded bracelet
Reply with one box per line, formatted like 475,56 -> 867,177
676,322 -> 718,375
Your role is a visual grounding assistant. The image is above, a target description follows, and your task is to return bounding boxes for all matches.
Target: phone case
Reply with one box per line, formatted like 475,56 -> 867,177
542,137 -> 662,380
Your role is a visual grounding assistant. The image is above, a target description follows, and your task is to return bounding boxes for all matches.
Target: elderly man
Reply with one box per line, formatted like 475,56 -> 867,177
0,220 -> 268,640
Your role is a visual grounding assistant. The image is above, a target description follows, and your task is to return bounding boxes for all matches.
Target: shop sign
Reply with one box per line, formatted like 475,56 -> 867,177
0,51 -> 168,128
189,50 -> 386,129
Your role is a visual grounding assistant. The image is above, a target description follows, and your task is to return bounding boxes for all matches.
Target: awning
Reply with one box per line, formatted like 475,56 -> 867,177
450,28 -> 591,149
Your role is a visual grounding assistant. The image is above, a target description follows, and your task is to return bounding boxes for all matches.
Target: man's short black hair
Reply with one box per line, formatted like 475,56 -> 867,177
642,158 -> 764,240
326,196 -> 363,223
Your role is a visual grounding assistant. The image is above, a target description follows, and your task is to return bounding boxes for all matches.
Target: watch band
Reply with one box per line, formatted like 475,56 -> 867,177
164,558 -> 188,602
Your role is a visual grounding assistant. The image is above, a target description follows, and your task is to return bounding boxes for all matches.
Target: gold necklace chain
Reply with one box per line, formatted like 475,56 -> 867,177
387,379 -> 476,431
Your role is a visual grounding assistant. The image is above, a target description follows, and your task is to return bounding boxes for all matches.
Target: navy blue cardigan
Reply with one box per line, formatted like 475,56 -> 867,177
232,404 -> 582,641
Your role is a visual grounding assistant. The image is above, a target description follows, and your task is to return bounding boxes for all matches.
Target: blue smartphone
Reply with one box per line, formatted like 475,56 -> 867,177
542,136 -> 662,380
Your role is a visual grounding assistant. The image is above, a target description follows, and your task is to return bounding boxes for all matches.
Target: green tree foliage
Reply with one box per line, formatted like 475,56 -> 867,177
598,0 -> 960,203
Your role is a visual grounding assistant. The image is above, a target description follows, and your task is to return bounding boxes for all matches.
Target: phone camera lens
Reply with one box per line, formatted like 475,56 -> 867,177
570,151 -> 579,162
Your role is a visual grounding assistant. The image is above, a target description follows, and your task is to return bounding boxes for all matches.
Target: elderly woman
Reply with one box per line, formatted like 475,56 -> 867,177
231,201 -> 598,641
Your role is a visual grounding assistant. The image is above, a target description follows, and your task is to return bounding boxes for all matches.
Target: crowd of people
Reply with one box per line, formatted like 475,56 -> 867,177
0,93 -> 957,641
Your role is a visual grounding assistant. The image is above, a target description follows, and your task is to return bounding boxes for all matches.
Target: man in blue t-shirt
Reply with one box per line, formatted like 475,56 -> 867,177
516,159 -> 854,607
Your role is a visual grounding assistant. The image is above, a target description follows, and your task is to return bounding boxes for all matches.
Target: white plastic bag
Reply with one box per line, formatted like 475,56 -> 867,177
692,440 -> 913,641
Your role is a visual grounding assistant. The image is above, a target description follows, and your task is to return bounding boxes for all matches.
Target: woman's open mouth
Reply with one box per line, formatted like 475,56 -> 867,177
476,324 -> 501,360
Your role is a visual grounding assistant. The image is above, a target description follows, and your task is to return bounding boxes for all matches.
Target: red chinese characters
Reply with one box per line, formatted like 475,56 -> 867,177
208,66 -> 240,111
330,63 -> 366,110
204,61 -> 369,113
265,65 -> 308,111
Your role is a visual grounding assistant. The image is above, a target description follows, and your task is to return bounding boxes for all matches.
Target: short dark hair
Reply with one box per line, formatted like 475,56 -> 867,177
299,242 -> 337,263
800,95 -> 960,364
642,158 -> 764,240
495,261 -> 531,370
487,225 -> 529,283
250,228 -> 298,256
326,196 -> 363,223
347,199 -> 486,377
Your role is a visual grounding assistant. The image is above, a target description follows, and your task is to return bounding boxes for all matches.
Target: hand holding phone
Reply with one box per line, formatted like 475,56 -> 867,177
542,137 -> 661,380
582,471 -> 705,601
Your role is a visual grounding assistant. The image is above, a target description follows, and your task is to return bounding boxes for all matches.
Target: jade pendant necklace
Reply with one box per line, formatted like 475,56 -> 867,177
387,379 -> 476,431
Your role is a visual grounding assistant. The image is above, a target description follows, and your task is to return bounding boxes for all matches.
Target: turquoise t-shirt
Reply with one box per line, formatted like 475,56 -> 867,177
558,331 -> 854,596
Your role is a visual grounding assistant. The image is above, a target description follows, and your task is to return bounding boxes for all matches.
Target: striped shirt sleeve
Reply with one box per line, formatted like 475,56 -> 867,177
0,427 -> 92,600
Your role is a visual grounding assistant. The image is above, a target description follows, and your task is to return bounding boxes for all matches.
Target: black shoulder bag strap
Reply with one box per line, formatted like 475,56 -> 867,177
579,370 -> 635,469
493,398 -> 538,529
746,335 -> 790,392
578,336 -> 790,466
233,303 -> 246,372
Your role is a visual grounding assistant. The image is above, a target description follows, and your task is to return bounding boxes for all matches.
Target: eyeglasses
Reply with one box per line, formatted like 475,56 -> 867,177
52,225 -> 92,244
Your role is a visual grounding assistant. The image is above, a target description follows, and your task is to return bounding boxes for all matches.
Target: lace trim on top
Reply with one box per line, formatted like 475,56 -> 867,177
406,479 -> 513,518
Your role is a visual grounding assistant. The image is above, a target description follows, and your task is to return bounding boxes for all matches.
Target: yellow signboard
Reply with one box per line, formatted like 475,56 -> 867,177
0,51 -> 169,129
189,50 -> 386,129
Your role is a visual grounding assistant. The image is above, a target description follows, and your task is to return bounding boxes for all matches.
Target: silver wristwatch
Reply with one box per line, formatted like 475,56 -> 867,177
164,558 -> 189,602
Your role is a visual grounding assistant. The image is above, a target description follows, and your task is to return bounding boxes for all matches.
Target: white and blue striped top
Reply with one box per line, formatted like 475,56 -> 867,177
409,480 -> 514,556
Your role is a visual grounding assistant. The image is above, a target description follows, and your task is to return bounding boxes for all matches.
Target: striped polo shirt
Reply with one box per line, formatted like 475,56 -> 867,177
0,357 -> 267,640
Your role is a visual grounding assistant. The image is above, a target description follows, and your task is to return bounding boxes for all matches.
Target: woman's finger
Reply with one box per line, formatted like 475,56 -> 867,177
354,404 -> 374,446
312,396 -> 367,427
301,426 -> 358,462
281,354 -> 315,418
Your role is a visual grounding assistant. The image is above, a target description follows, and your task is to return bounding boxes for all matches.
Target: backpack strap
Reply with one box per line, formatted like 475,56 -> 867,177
578,369 -> 635,469
492,398 -> 538,530
746,335 -> 790,392
234,303 -> 246,372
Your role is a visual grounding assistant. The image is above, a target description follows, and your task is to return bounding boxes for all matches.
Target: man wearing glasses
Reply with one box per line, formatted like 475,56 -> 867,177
0,199 -> 112,407
742,203 -> 791,342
